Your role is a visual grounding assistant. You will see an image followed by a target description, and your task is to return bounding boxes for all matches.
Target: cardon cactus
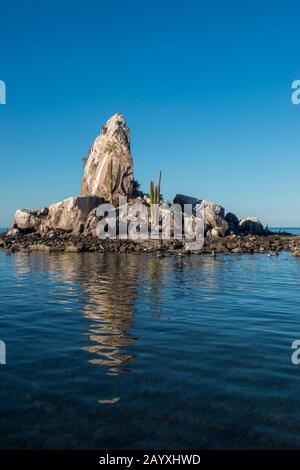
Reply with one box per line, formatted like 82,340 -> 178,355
150,170 -> 162,224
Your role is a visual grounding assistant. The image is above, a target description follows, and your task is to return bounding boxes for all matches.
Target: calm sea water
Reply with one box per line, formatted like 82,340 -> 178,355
0,248 -> 300,450
271,227 -> 300,235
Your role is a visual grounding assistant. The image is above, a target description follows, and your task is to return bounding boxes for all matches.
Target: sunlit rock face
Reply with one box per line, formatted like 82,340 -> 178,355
13,208 -> 48,232
45,196 -> 104,234
80,113 -> 134,201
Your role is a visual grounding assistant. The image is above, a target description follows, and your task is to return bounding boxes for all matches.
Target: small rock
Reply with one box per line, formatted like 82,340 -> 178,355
65,245 -> 80,253
37,207 -> 49,217
6,228 -> 20,237
231,247 -> 243,253
216,244 -> 229,253
28,244 -> 51,252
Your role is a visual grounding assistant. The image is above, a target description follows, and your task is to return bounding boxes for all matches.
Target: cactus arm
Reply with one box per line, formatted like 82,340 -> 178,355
149,171 -> 162,223
150,180 -> 154,205
154,186 -> 158,206
157,170 -> 161,203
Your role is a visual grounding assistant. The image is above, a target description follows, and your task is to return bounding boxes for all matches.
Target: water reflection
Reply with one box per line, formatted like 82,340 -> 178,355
11,252 -> 224,376
77,254 -> 142,374
12,252 -> 164,375
4,250 -> 300,448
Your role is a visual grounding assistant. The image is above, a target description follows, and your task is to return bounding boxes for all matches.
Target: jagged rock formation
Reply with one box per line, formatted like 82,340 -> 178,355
45,196 -> 104,234
13,208 -> 48,233
12,197 -> 265,239
239,216 -> 264,236
7,115 -> 269,247
200,199 -> 229,237
12,197 -> 104,235
173,195 -> 229,236
173,194 -> 266,237
80,113 -> 134,201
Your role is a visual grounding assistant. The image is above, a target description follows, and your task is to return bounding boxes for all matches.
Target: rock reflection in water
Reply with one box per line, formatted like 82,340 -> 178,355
12,252 -> 151,375
12,251 -> 221,377
78,254 -> 142,374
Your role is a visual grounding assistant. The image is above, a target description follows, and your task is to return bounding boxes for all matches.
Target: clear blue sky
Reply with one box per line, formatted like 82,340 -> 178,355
0,0 -> 300,227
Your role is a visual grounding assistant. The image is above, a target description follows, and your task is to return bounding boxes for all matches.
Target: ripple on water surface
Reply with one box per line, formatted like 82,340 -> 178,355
0,250 -> 300,449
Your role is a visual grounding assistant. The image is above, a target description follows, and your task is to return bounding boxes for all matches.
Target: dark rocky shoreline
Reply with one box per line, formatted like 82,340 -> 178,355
1,230 -> 299,257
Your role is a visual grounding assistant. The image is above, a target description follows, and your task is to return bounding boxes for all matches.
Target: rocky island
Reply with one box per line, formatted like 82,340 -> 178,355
1,113 -> 299,256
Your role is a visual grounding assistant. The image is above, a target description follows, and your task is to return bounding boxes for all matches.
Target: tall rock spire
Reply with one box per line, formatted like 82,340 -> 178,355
80,113 -> 134,201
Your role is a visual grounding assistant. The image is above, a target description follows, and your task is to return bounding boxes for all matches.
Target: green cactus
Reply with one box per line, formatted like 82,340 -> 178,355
149,170 -> 162,223
150,180 -> 155,205
157,170 -> 161,203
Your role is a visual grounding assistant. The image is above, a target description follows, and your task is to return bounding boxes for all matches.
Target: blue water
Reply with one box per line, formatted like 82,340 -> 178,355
1,249 -> 300,449
271,227 -> 300,235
